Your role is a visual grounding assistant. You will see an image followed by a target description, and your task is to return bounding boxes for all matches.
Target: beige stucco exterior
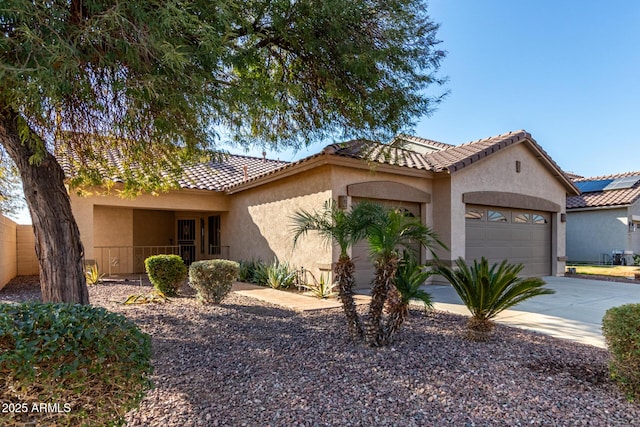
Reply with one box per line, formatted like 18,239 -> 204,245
69,188 -> 230,274
0,217 -> 38,289
66,138 -> 572,281
443,142 -> 568,275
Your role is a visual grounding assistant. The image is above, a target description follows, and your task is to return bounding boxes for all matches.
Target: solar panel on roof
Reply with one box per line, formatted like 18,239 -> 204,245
603,175 -> 640,191
575,179 -> 614,193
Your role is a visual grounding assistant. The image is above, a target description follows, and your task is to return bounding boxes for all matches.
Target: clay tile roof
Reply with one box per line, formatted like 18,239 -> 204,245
60,148 -> 287,191
324,139 -> 434,170
392,134 -> 454,151
179,155 -> 288,190
567,171 -> 640,209
423,130 -> 532,172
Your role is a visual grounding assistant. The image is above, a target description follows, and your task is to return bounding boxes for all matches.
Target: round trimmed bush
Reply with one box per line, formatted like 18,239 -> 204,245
144,254 -> 188,296
189,259 -> 240,304
0,302 -> 153,426
603,303 -> 640,401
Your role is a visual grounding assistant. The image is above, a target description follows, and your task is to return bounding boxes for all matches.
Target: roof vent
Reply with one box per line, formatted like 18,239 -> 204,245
262,151 -> 266,163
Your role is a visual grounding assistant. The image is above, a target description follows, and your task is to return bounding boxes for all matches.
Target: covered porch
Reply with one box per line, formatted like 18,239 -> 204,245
92,207 -> 230,275
70,188 -> 232,276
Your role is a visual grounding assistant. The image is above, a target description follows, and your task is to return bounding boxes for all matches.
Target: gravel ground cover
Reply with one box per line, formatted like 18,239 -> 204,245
2,276 -> 639,426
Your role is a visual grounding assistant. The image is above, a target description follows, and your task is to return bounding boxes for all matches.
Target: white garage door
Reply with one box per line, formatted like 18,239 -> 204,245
352,198 -> 421,289
465,205 -> 551,277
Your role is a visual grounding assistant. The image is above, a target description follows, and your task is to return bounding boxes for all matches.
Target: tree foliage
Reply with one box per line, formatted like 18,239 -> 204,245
1,0 -> 445,304
1,0 -> 446,194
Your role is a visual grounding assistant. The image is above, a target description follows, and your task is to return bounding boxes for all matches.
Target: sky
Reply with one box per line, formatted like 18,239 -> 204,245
10,1 -> 640,224
228,0 -> 640,178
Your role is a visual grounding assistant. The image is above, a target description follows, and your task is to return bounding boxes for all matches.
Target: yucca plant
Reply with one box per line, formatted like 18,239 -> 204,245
435,257 -> 555,341
302,272 -> 337,299
85,263 -> 104,285
381,253 -> 434,345
264,259 -> 297,290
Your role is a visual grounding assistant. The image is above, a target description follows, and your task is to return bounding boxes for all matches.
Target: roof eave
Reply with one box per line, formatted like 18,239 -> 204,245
225,153 -> 434,194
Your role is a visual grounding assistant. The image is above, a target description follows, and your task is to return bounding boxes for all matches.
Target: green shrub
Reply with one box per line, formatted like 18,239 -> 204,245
0,302 -> 153,426
602,303 -> 640,401
189,259 -> 240,304
144,254 -> 187,297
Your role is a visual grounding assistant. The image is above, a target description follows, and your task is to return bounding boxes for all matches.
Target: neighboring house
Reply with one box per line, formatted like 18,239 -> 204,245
68,130 -> 578,285
567,172 -> 640,264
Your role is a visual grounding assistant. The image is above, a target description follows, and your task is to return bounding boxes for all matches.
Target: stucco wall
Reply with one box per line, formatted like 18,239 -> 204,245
227,166 -> 333,282
0,215 -> 17,289
630,201 -> 640,256
93,206 -> 134,274
133,209 -> 175,246
16,225 -> 39,276
449,142 -> 569,275
70,188 -> 229,260
567,208 -> 629,263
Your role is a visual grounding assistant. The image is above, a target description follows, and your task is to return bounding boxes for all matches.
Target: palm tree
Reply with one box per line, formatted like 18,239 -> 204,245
354,202 -> 444,346
291,200 -> 369,339
381,252 -> 434,344
435,257 -> 555,341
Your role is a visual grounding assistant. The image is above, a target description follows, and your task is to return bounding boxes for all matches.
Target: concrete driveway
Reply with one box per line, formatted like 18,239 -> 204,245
424,276 -> 640,348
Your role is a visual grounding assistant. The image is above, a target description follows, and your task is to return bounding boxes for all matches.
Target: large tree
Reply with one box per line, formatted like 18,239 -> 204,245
0,0 -> 446,303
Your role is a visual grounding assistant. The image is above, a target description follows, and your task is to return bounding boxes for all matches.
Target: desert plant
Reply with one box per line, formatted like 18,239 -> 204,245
435,257 -> 555,341
302,272 -> 337,299
602,303 -> 640,401
189,259 -> 240,304
144,254 -> 188,297
123,290 -> 171,304
263,258 -> 297,290
85,263 -> 105,285
291,199 -> 373,339
634,254 -> 640,266
238,258 -> 259,283
0,302 -> 153,426
358,202 -> 444,347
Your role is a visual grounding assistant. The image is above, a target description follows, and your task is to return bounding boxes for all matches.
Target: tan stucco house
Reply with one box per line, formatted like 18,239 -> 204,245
69,129 -> 579,285
567,172 -> 640,264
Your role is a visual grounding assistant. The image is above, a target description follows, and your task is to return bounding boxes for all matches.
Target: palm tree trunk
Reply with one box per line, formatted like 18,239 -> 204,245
0,107 -> 88,304
335,254 -> 363,340
379,285 -> 406,345
365,255 -> 398,347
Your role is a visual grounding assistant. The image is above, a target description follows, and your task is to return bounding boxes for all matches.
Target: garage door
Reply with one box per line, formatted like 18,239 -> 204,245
352,198 -> 421,289
465,205 -> 551,277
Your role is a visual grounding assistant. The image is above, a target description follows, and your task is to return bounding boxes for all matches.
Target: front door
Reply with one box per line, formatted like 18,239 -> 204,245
177,219 -> 196,265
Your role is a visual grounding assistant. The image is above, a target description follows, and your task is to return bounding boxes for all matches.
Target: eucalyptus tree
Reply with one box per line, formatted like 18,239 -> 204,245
0,0 -> 445,303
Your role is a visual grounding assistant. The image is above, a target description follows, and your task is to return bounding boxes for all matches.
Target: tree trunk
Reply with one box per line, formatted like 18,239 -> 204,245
334,254 -> 363,340
365,255 -> 398,347
0,107 -> 88,304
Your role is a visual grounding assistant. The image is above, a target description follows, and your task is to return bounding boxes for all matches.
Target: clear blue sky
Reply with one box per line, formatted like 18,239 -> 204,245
236,0 -> 640,178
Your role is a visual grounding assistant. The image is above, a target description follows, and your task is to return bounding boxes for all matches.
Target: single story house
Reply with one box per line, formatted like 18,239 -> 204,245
68,130 -> 579,286
567,172 -> 640,264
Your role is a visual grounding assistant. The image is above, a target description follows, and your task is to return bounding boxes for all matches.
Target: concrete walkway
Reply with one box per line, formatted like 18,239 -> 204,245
231,282 -> 370,311
232,277 -> 640,348
425,276 -> 640,348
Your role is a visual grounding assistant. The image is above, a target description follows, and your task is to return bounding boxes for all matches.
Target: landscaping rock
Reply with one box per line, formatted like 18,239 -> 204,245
1,276 -> 638,426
